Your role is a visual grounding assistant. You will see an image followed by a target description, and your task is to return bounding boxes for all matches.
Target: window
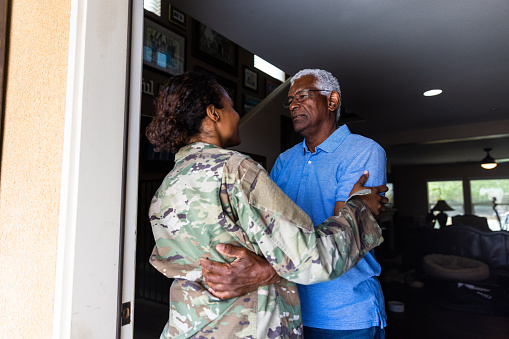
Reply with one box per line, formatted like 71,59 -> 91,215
385,183 -> 394,208
470,179 -> 509,231
426,179 -> 509,231
144,0 -> 161,16
254,55 -> 286,82
427,181 -> 464,227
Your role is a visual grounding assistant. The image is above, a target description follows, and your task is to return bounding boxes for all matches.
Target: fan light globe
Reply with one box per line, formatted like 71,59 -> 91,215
481,148 -> 497,169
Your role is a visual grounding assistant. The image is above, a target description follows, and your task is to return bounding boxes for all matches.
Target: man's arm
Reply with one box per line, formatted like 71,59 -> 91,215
200,245 -> 280,299
335,143 -> 387,203
334,143 -> 387,215
202,170 -> 387,299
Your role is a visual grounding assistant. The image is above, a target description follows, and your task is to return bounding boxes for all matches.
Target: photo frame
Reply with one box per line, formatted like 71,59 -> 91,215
195,66 -> 237,108
168,5 -> 187,29
143,19 -> 185,76
266,78 -> 281,96
243,66 -> 258,92
242,94 -> 261,117
194,21 -> 238,74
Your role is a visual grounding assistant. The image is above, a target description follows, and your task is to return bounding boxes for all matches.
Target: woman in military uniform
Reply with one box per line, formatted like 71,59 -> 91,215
145,72 -> 387,339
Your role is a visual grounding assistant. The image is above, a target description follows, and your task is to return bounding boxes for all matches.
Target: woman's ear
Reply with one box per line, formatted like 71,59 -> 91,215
206,104 -> 220,122
328,91 -> 340,112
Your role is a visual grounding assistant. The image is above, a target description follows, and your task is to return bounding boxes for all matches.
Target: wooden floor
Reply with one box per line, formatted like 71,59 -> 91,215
382,280 -> 509,339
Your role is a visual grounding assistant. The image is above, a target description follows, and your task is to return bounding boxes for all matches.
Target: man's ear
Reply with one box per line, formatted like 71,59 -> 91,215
206,104 -> 220,122
328,91 -> 340,112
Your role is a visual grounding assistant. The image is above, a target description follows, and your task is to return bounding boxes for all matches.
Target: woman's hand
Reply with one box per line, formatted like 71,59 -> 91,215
349,171 -> 389,219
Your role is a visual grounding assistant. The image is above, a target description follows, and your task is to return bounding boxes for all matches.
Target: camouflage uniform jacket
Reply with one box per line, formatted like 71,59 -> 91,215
148,142 -> 383,339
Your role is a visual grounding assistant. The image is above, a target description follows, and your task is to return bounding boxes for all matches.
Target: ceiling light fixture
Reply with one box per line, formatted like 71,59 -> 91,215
481,148 -> 497,169
423,89 -> 443,97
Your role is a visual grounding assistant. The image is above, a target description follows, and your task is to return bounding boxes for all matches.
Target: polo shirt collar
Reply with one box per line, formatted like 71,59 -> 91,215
302,125 -> 351,154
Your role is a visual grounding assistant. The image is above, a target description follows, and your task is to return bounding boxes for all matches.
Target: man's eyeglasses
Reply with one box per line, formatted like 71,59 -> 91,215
282,89 -> 332,108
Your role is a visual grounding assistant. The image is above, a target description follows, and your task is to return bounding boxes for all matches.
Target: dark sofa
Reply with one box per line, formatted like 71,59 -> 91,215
403,224 -> 509,315
404,225 -> 509,284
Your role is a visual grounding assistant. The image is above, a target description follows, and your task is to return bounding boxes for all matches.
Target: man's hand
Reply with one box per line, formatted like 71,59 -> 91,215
349,171 -> 389,219
199,244 -> 280,300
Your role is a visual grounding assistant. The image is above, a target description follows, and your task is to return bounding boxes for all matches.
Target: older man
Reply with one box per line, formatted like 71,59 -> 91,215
201,69 -> 387,338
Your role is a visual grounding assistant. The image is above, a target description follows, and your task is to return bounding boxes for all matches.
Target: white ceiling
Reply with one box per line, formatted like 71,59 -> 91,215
168,0 -> 509,165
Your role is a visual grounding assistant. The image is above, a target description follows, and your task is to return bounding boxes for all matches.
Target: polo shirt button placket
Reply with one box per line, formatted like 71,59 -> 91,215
307,152 -> 315,165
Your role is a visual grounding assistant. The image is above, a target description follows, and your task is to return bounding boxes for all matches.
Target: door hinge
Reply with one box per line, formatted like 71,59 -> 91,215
121,301 -> 131,326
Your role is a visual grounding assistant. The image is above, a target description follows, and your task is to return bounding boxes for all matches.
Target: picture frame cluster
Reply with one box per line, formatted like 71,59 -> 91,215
142,5 -> 284,118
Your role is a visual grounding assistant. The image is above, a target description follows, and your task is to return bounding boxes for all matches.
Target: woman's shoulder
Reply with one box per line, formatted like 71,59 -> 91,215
195,146 -> 266,178
199,146 -> 241,164
223,151 -> 268,182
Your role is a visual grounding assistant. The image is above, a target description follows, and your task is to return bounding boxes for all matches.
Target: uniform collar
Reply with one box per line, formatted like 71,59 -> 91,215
175,142 -> 219,162
302,125 -> 351,154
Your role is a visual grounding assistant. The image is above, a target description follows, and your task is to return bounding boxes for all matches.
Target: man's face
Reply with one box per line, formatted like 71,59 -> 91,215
287,75 -> 334,137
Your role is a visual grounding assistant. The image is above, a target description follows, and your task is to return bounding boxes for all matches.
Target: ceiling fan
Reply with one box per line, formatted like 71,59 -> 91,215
481,148 -> 509,169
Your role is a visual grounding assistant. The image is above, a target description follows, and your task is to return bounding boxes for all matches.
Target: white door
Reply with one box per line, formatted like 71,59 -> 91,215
120,1 -> 144,338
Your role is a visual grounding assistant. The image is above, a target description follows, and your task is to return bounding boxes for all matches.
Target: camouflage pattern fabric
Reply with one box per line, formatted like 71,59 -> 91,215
148,142 -> 383,339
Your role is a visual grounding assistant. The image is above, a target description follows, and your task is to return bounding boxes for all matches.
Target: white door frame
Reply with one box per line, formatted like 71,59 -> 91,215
53,0 -> 140,337
120,0 -> 144,338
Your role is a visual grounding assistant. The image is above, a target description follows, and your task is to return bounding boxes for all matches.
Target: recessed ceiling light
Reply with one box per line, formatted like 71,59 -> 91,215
423,89 -> 442,97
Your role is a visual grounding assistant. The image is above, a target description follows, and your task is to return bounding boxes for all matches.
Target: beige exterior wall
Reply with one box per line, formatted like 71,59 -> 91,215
0,0 -> 70,337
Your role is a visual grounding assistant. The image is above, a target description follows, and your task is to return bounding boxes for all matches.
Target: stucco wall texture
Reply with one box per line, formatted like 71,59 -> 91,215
0,0 -> 70,337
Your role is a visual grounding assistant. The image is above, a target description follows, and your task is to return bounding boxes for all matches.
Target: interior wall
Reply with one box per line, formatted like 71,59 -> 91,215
391,162 -> 509,224
234,81 -> 289,171
140,3 -> 289,174
142,2 -> 285,121
0,0 -> 70,337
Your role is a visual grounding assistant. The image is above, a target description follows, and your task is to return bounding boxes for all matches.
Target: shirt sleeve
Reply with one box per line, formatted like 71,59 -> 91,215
269,154 -> 282,182
222,154 -> 384,285
335,143 -> 387,202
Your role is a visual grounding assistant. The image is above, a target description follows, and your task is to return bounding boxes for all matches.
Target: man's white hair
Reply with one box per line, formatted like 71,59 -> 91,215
291,69 -> 342,121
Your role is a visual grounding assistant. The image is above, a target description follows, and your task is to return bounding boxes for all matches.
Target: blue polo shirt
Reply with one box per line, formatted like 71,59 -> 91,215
270,125 -> 387,330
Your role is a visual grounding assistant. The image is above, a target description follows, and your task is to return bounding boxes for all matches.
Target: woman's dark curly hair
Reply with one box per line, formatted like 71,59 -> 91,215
146,72 -> 224,153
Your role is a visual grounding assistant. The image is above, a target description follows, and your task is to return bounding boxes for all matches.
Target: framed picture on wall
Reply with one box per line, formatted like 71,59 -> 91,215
193,21 -> 238,74
266,78 -> 280,96
243,66 -> 258,92
143,19 -> 185,76
242,94 -> 261,117
195,66 -> 237,108
168,5 -> 188,29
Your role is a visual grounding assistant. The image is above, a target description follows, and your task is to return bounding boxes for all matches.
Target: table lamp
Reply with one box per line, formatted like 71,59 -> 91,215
432,200 -> 454,228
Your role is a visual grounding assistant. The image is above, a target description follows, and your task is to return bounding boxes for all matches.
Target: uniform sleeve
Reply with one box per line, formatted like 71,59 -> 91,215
335,143 -> 387,202
222,155 -> 383,285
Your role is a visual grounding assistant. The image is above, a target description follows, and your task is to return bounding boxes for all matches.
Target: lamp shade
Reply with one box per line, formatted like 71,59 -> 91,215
432,200 -> 454,212
481,148 -> 497,169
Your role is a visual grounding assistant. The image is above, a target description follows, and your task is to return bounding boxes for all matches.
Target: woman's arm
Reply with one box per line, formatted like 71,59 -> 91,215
211,156 -> 384,287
